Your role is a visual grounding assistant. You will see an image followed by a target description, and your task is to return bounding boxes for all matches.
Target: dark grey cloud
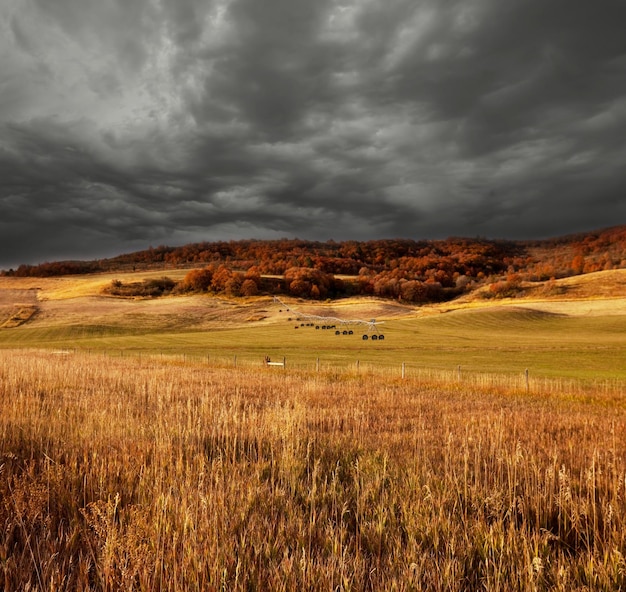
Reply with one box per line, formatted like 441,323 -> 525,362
1,0 -> 625,268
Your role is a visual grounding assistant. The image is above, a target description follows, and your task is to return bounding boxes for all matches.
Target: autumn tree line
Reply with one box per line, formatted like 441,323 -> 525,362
5,226 -> 626,303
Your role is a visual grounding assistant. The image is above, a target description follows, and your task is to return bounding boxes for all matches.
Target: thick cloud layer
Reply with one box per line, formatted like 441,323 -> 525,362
1,0 -> 626,268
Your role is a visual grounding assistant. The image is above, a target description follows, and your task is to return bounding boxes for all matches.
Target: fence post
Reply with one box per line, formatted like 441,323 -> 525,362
525,368 -> 529,393
283,356 -> 286,369
356,360 -> 360,372
402,362 -> 406,379
457,365 -> 461,381
316,357 -> 320,372
234,355 -> 237,368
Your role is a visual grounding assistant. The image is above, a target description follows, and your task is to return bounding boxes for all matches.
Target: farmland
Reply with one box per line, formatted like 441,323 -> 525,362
1,269 -> 626,380
1,269 -> 626,590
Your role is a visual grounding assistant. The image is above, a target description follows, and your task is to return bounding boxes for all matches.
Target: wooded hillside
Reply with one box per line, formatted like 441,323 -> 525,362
4,226 -> 626,303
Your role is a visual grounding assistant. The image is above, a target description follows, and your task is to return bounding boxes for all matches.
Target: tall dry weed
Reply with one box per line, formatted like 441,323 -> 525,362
1,349 -> 625,590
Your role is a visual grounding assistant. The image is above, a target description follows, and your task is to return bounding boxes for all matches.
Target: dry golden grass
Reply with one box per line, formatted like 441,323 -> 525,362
2,268 -> 625,335
1,350 -> 626,591
432,269 -> 626,317
0,270 -> 191,301
545,269 -> 626,300
2,267 -> 625,302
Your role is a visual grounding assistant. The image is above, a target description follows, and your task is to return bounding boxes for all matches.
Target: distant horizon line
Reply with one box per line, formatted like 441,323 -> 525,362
3,223 -> 625,272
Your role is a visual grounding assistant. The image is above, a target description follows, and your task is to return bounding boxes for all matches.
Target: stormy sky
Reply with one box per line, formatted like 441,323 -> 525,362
1,0 -> 626,269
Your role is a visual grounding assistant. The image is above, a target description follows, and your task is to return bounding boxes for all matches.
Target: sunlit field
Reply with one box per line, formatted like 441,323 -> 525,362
2,349 -> 626,591
2,269 -> 626,382
2,303 -> 626,381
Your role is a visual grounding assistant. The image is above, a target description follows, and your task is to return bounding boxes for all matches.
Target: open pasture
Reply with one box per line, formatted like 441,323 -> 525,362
1,293 -> 626,382
1,269 -> 626,381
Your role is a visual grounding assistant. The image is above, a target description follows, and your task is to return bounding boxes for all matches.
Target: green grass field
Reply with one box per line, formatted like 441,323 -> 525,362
1,299 -> 625,381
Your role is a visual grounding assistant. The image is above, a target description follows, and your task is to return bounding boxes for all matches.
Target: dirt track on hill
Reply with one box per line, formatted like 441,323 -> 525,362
0,289 -> 39,327
0,289 -> 416,332
0,288 -> 39,306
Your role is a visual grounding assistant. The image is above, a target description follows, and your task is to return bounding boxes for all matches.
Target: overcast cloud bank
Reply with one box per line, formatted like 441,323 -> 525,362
1,0 -> 626,268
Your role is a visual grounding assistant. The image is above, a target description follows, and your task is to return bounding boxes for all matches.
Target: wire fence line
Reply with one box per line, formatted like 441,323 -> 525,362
30,347 -> 626,398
